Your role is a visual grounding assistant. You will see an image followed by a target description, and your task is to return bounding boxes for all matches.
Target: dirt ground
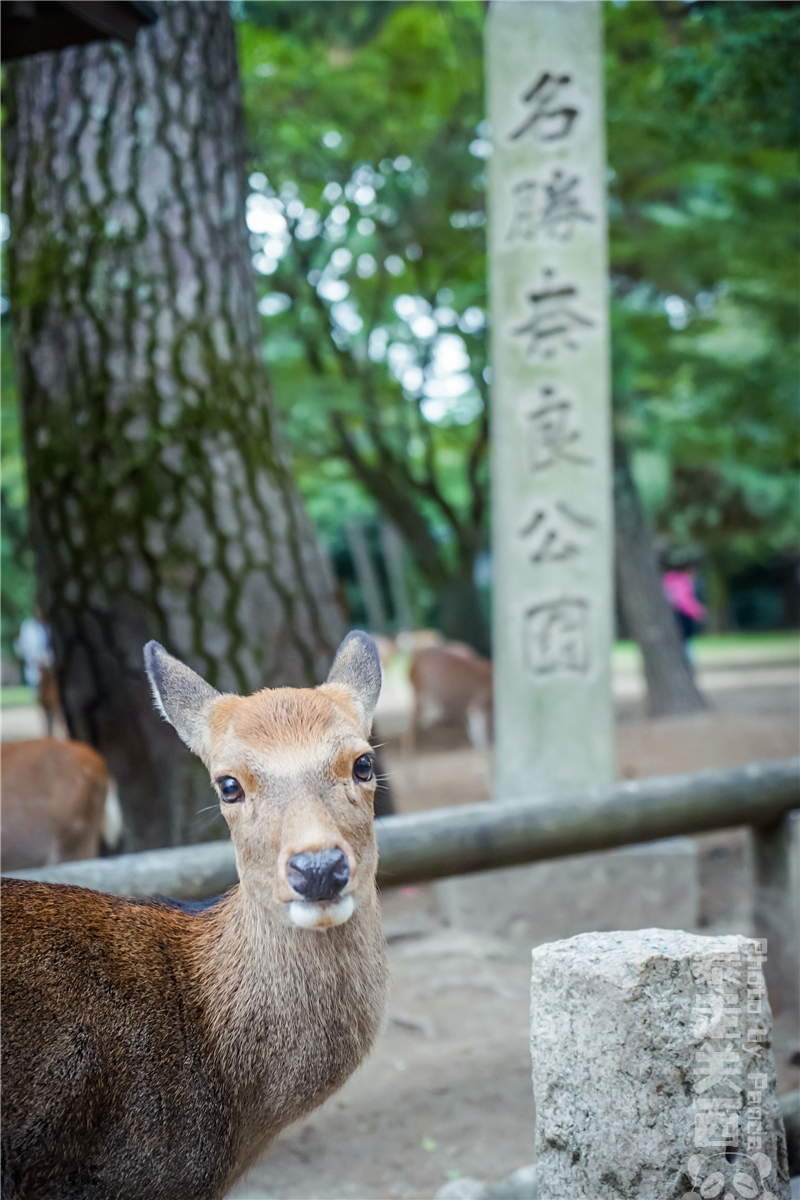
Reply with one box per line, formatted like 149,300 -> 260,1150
227,668 -> 799,1200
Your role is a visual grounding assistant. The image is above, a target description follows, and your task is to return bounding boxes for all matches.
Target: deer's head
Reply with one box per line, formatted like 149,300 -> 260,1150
144,632 -> 382,931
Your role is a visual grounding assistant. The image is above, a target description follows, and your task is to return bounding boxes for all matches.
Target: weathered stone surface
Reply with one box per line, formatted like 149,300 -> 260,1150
530,930 -> 791,1200
487,0 -> 615,801
436,838 -> 698,946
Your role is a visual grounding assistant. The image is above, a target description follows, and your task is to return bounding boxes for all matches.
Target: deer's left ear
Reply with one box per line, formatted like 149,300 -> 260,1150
323,631 -> 382,736
144,641 -> 221,754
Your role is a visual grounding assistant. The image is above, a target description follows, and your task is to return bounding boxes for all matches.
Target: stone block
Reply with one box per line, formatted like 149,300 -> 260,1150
529,929 -> 791,1200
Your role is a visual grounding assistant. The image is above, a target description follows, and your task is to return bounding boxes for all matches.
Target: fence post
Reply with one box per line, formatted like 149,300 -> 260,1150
530,930 -> 792,1200
751,811 -> 799,1022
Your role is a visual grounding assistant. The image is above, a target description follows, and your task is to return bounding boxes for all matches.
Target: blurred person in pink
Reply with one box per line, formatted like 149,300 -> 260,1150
663,563 -> 706,645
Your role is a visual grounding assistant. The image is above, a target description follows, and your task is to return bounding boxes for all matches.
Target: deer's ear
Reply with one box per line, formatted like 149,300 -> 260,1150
324,630 -> 382,736
143,641 -> 221,753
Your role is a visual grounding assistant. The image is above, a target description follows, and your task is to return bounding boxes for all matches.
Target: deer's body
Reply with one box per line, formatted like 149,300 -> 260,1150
406,643 -> 493,752
1,738 -> 121,872
1,633 -> 388,1200
2,879 -> 385,1200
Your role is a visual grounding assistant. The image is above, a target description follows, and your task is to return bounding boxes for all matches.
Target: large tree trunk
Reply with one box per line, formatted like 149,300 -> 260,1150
614,441 -> 706,717
4,2 -> 342,850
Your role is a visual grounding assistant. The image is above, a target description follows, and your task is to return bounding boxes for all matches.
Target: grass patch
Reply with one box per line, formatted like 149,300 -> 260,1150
613,631 -> 799,669
1,685 -> 37,708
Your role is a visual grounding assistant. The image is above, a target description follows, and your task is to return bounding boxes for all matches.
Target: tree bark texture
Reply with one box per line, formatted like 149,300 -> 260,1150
614,441 -> 706,717
4,2 -> 343,850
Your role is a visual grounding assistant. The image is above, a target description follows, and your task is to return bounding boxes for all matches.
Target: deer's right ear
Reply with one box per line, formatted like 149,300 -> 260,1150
143,641 -> 221,753
324,630 -> 382,736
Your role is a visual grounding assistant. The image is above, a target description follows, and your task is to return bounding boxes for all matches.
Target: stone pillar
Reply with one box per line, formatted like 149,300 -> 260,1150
487,1 -> 614,800
529,930 -> 791,1200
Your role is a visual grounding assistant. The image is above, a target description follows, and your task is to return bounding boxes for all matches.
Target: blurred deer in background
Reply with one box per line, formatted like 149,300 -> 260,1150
14,612 -> 64,736
1,737 -> 122,872
2,631 -> 388,1200
36,663 -> 62,737
405,641 -> 494,755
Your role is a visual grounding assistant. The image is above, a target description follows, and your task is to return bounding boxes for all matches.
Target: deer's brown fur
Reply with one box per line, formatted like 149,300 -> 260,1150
1,738 -> 118,872
1,633 -> 388,1200
406,642 -> 493,753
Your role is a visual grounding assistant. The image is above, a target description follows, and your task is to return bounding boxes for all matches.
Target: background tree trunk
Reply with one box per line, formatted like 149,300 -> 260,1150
614,440 -> 706,716
4,2 -> 343,850
435,574 -> 491,657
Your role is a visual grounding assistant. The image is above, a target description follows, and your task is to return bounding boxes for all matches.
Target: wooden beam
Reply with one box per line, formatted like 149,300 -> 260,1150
375,757 -> 800,886
7,758 -> 798,897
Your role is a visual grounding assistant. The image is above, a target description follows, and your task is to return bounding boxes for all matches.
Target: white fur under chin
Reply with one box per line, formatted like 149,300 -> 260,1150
288,894 -> 355,930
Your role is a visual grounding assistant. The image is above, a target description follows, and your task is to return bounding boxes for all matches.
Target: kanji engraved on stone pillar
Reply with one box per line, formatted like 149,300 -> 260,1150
487,1 -> 614,799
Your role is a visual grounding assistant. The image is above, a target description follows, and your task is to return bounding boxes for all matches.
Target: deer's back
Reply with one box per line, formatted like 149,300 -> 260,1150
0,739 -> 109,871
1,878 -> 237,1200
409,645 -> 492,711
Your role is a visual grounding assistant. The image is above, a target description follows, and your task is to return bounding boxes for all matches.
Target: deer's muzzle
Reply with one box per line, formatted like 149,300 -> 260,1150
286,849 -> 350,902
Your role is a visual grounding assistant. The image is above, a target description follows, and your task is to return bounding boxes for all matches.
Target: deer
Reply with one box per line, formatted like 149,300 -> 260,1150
1,631 -> 389,1200
1,737 -> 123,872
37,662 -> 63,737
404,641 -> 494,756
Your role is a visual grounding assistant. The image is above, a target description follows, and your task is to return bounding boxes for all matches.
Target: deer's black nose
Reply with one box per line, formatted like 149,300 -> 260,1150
286,849 -> 350,902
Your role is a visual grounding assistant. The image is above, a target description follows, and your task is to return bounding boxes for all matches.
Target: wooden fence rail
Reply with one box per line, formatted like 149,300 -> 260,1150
7,757 -> 797,896
7,757 -> 798,1012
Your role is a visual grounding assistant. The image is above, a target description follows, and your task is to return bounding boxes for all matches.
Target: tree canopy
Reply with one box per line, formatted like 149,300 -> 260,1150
232,0 -> 798,628
235,0 -> 491,644
2,0 -> 797,659
605,0 -> 799,606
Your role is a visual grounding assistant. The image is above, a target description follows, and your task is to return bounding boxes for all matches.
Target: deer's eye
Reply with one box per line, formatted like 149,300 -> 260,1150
217,776 -> 244,804
353,754 -> 374,783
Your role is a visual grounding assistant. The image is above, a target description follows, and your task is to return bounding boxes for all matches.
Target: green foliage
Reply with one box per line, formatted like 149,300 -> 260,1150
1,322 -> 35,660
605,1 -> 800,574
2,2 -> 796,651
236,1 -> 405,49
235,1 -> 490,616
233,0 -> 798,620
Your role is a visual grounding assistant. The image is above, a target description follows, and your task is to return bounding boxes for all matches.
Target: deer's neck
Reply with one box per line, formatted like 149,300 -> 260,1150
196,887 -> 387,1139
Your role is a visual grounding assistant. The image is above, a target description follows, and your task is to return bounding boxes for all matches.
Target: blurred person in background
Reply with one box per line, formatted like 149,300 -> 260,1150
663,562 -> 706,662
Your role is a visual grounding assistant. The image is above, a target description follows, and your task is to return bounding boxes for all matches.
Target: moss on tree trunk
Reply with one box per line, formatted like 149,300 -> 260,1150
4,2 -> 342,849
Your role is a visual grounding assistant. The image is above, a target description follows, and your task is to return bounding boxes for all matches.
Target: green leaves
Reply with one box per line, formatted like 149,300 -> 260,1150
1,326 -> 35,658
235,2 -> 490,586
606,1 -> 799,572
236,0 -> 797,591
